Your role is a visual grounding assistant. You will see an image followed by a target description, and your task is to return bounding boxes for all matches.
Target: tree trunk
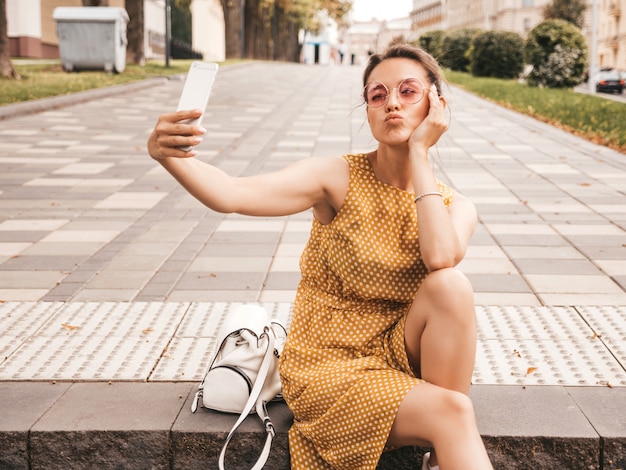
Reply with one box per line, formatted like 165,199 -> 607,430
245,0 -> 273,60
274,5 -> 300,62
221,0 -> 244,59
125,0 -> 145,65
82,0 -> 109,5
243,0 -> 257,59
0,0 -> 19,79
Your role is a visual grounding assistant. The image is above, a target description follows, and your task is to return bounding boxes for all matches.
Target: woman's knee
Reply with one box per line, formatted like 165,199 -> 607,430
418,268 -> 475,314
393,385 -> 478,446
390,384 -> 477,447
422,267 -> 473,299
432,388 -> 478,435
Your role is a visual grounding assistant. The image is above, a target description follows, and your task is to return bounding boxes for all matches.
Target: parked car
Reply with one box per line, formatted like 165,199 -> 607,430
595,71 -> 624,94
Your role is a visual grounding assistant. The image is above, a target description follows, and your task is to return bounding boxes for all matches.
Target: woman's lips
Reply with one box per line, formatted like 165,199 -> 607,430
385,113 -> 403,122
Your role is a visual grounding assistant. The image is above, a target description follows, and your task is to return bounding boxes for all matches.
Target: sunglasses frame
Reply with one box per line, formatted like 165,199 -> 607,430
363,77 -> 427,108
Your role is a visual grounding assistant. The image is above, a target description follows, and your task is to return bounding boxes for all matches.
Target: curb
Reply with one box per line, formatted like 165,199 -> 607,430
1,382 -> 624,469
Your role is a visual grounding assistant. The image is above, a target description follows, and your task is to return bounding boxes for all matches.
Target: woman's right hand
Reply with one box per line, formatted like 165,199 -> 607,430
147,109 -> 207,160
408,85 -> 448,159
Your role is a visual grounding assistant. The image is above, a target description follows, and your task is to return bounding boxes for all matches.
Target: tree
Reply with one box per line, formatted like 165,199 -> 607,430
125,0 -> 145,64
525,19 -> 588,88
220,0 -> 244,59
0,0 -> 19,79
417,30 -> 446,60
470,30 -> 524,79
220,0 -> 350,62
544,0 -> 586,29
439,28 -> 481,72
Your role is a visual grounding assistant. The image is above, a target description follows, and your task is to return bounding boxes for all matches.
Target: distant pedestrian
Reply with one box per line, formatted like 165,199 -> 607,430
147,44 -> 493,470
339,41 -> 347,64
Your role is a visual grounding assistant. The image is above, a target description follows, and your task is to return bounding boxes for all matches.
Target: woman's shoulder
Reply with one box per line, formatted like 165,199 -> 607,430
300,154 -> 362,176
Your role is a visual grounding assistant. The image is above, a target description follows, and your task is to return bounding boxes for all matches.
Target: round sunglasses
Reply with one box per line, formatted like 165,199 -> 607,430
363,78 -> 427,108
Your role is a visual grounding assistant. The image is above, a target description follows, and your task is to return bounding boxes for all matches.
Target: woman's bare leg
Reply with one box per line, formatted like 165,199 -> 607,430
387,384 -> 492,469
389,267 -> 490,468
405,267 -> 477,394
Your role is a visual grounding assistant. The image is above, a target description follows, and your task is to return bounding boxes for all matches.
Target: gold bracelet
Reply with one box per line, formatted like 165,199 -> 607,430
414,191 -> 443,203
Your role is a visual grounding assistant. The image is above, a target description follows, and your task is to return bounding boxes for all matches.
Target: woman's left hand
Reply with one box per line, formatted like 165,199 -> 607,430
409,84 -> 448,156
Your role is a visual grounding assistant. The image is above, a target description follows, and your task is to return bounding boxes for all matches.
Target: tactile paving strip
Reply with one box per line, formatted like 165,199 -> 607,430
0,302 -> 189,380
0,302 -> 623,385
0,302 -> 64,364
476,305 -> 592,341
473,306 -> 626,386
575,305 -> 626,374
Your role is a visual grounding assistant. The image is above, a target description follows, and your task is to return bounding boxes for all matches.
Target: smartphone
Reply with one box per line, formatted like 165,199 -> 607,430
176,61 -> 219,151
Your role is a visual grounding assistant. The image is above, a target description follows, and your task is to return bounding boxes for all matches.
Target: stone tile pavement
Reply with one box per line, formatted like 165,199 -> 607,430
0,63 -> 624,306
0,61 -> 625,469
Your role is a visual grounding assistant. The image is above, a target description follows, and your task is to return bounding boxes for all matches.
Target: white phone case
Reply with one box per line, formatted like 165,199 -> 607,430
176,61 -> 219,151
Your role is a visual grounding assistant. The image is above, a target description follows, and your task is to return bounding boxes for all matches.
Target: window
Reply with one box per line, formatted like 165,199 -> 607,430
524,18 -> 531,31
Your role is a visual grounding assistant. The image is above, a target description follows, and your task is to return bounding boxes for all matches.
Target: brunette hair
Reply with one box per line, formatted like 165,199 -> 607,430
362,44 -> 446,96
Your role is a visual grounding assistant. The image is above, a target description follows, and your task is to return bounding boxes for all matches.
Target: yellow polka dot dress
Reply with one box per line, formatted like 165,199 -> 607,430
279,153 -> 454,469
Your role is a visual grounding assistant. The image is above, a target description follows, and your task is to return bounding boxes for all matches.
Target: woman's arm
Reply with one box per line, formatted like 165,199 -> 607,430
408,86 -> 478,271
147,109 -> 348,218
411,159 -> 477,271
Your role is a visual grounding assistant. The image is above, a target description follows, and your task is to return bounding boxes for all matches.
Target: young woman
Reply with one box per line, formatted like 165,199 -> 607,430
148,44 -> 493,470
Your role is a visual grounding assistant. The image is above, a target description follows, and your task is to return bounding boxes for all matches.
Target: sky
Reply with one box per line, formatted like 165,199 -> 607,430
350,0 -> 413,22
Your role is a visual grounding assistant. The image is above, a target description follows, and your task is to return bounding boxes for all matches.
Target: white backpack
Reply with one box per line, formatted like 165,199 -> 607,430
191,304 -> 287,470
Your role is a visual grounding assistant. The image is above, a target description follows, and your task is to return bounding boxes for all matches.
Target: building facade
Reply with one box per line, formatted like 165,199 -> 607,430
344,17 -> 412,63
593,0 -> 626,69
409,0 -> 626,71
377,17 -> 412,49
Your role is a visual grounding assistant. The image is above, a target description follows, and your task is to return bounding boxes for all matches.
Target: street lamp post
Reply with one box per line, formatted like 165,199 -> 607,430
165,0 -> 171,67
588,0 -> 598,94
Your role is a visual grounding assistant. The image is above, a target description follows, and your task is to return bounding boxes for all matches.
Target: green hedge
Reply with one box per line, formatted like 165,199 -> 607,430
418,30 -> 446,60
439,29 -> 481,72
469,30 -> 525,79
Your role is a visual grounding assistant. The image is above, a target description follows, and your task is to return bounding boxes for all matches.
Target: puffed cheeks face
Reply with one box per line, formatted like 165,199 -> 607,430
365,58 -> 438,145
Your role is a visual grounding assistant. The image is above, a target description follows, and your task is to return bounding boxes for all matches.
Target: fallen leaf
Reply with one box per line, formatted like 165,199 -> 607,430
61,323 -> 79,331
590,332 -> 601,340
142,328 -> 154,334
579,182 -> 591,187
526,367 -> 537,376
512,349 -> 522,358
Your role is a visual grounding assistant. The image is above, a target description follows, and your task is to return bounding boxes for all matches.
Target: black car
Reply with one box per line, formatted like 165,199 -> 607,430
596,71 -> 624,94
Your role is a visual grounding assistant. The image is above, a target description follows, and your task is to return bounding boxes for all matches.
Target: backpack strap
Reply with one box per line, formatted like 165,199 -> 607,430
218,326 -> 276,470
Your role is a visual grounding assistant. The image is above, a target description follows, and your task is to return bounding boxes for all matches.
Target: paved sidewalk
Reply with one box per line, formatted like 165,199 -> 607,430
0,62 -> 625,469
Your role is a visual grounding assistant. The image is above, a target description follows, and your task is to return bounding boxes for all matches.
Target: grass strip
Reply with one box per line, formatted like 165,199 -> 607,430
445,70 -> 626,153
